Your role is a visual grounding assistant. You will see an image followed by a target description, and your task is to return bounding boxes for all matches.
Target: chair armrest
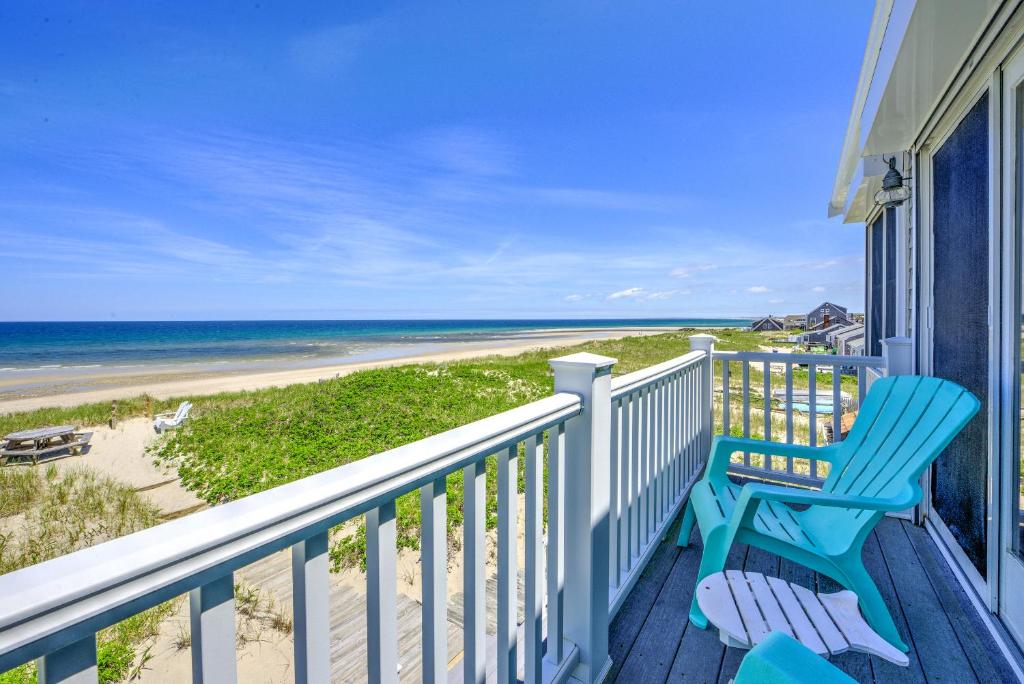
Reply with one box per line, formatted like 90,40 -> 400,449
735,482 -> 915,514
705,436 -> 841,479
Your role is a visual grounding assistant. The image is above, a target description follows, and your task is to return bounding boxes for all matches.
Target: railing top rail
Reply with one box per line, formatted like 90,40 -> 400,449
712,350 -> 884,367
610,350 -> 705,399
0,391 -> 581,662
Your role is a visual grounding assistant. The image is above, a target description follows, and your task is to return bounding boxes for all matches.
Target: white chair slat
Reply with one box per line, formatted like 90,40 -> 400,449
745,572 -> 793,638
697,573 -> 749,646
725,570 -> 769,644
819,590 -> 909,666
790,582 -> 848,655
765,576 -> 829,655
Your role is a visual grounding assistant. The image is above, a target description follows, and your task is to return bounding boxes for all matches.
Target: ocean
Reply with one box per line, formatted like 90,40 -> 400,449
0,319 -> 750,371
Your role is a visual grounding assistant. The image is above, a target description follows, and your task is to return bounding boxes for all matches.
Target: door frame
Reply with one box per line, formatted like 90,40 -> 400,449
916,79 -> 1001,611
998,42 -> 1024,648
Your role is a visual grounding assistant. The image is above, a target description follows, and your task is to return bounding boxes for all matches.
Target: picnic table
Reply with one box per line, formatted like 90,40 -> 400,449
1,425 -> 93,465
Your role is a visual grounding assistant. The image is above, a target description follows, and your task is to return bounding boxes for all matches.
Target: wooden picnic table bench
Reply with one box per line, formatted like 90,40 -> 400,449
1,425 -> 93,465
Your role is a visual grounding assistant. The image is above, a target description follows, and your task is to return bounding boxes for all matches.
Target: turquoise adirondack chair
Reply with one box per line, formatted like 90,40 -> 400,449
734,632 -> 857,684
679,375 -> 980,652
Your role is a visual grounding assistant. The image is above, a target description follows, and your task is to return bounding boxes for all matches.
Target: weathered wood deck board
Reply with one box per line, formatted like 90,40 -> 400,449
873,518 -> 977,683
860,530 -> 925,683
900,521 -> 1013,683
610,514 -> 1018,683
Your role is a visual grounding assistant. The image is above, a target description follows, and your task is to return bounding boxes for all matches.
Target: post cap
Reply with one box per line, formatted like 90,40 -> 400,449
549,352 -> 617,372
689,333 -> 716,349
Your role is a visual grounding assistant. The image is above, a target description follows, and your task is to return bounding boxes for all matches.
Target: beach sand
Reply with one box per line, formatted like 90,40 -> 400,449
0,326 -> 679,413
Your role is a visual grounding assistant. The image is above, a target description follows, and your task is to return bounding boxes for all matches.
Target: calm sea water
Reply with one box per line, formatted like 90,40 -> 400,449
0,319 -> 751,371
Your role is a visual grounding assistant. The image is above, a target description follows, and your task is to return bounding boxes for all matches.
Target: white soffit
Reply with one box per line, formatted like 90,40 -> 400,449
863,0 -> 999,156
829,0 -> 1000,222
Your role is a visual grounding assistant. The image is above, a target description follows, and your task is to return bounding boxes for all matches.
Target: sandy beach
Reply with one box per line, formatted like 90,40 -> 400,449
0,326 -> 680,414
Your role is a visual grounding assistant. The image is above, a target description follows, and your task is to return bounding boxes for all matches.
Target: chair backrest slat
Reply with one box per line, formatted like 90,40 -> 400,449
817,376 -> 979,523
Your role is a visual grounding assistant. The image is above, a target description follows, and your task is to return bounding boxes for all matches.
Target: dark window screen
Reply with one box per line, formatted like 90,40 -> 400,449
869,217 -> 883,357
885,207 -> 896,338
931,91 -> 989,576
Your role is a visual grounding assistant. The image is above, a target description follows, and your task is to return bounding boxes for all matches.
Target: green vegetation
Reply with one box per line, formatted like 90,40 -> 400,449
0,329 -> 852,573
0,467 -> 175,682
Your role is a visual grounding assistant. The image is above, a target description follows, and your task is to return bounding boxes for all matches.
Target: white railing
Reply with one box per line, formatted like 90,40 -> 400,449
711,337 -> 911,487
0,342 -> 715,684
607,339 -> 711,616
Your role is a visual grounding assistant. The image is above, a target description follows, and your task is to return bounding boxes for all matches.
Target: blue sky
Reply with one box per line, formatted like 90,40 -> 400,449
0,1 -> 871,321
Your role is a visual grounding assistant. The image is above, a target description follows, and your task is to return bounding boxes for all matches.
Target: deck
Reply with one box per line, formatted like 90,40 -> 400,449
609,513 -> 1018,683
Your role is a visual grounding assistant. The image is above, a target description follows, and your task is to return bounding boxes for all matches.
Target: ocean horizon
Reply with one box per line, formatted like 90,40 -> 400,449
0,318 -> 752,371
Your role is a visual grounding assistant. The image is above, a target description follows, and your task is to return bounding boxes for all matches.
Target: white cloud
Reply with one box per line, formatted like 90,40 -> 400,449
565,293 -> 586,302
747,285 -> 769,293
812,286 -> 826,293
608,287 -> 644,300
768,298 -> 785,304
647,289 -> 681,300
670,264 -> 717,279
809,259 -> 839,270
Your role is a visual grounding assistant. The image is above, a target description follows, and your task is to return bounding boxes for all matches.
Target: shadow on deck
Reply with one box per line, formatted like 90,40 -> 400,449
609,511 -> 1018,683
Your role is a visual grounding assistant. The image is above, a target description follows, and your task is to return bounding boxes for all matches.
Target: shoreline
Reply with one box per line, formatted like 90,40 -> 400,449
0,325 -> 692,413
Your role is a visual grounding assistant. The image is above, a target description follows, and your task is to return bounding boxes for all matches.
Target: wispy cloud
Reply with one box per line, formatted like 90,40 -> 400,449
565,293 -> 587,302
747,285 -> 769,293
670,264 -> 716,279
812,285 -> 826,292
647,289 -> 687,300
607,287 -> 645,300
414,127 -> 516,176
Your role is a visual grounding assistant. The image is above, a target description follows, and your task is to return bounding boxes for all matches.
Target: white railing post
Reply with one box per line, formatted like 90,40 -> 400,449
881,336 -> 913,376
550,352 -> 616,683
292,532 -> 330,684
38,634 -> 96,684
688,335 -> 715,457
190,573 -> 237,684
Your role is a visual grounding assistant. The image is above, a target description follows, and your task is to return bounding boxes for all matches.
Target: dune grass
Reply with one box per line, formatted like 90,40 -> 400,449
0,467 -> 173,683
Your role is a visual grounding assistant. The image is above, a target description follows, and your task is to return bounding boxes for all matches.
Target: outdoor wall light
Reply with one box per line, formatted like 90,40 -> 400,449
873,156 -> 911,208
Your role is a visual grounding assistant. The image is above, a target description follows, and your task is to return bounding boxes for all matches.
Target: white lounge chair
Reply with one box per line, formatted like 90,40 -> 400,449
154,401 -> 192,433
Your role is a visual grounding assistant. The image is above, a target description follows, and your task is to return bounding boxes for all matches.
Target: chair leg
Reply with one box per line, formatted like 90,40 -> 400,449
677,499 -> 696,548
841,561 -> 909,653
688,529 -> 731,629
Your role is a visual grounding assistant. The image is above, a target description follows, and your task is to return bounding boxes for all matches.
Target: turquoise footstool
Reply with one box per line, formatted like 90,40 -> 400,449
734,632 -> 857,684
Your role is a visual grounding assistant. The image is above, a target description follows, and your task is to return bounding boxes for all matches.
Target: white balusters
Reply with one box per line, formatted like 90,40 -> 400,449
609,400 -> 621,590
742,360 -> 751,465
292,532 -> 329,684
525,434 -> 545,682
190,574 -> 237,684
626,389 -> 634,561
366,502 -> 398,684
546,424 -> 566,667
497,446 -> 519,683
618,396 -> 632,583
463,460 -> 487,684
832,369 -> 843,444
39,634 -> 96,684
420,477 -> 447,683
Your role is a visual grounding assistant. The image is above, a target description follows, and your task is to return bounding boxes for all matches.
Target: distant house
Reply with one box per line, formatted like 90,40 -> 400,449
805,301 -> 852,330
798,322 -> 846,346
831,323 -> 865,355
782,314 -> 807,330
749,316 -> 784,332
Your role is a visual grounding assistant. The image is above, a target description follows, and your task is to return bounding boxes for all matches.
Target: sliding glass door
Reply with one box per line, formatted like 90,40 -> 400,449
927,90 -> 992,586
